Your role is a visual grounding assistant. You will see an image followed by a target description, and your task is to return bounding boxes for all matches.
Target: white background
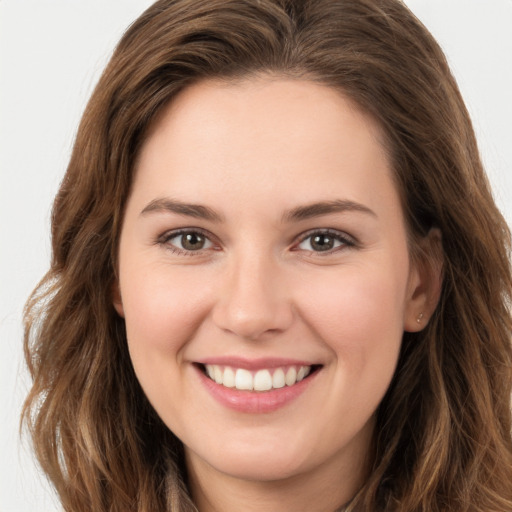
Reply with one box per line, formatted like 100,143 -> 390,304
1,1 -> 511,511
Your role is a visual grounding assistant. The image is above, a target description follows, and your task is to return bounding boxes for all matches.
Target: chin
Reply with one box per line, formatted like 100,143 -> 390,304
213,458 -> 306,482
187,440 -> 315,483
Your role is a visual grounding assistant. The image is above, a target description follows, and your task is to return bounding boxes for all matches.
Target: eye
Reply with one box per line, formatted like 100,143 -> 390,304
160,229 -> 215,253
296,230 -> 355,253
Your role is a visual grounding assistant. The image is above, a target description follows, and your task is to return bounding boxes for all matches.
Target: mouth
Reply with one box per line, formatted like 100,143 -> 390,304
197,363 -> 322,392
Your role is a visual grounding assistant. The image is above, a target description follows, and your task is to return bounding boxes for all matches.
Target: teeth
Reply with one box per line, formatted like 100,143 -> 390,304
254,370 -> 272,391
204,364 -> 313,391
272,368 -> 285,389
214,365 -> 223,384
235,369 -> 253,390
223,367 -> 236,388
206,365 -> 215,380
285,367 -> 297,386
297,366 -> 307,381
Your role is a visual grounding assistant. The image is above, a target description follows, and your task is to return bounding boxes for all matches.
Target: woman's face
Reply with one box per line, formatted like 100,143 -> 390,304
115,78 -> 427,488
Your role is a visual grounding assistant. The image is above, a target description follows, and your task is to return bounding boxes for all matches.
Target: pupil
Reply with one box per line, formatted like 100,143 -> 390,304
312,234 -> 333,251
182,233 -> 204,250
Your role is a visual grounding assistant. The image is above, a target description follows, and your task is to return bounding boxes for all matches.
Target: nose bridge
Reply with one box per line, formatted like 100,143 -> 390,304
212,246 -> 293,340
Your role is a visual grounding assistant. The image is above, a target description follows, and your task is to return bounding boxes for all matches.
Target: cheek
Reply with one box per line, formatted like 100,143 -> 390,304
120,263 -> 213,358
298,264 -> 407,373
119,263 -> 217,425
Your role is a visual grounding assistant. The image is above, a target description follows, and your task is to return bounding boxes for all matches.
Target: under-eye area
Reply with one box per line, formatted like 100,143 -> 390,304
196,363 -> 323,392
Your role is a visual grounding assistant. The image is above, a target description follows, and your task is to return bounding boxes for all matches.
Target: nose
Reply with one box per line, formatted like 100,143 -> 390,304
211,252 -> 294,340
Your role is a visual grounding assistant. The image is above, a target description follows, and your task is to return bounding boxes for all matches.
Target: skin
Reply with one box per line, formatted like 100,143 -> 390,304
114,78 -> 439,512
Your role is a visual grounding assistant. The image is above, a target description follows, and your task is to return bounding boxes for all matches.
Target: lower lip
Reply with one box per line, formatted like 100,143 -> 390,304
195,366 -> 319,414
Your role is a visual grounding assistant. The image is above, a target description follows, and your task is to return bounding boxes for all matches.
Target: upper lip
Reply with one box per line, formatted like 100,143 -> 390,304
195,356 -> 320,370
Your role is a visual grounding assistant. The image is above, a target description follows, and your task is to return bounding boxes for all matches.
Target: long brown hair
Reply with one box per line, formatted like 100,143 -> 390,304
22,1 -> 512,510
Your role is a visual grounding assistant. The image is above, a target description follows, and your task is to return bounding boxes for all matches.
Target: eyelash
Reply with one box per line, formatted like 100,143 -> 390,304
157,228 -> 356,256
157,228 -> 217,256
294,229 -> 356,254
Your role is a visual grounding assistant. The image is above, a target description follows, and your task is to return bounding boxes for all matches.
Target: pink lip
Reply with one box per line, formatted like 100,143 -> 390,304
197,356 -> 317,371
194,363 -> 320,414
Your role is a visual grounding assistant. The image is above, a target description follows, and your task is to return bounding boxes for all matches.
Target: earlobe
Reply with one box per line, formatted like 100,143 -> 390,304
404,228 -> 443,332
112,281 -> 125,318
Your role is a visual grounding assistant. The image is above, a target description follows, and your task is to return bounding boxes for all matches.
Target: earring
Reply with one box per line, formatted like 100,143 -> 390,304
416,312 -> 424,324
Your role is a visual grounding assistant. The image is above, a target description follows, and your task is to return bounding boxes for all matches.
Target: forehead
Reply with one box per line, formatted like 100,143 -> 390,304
131,78 -> 401,226
145,77 -> 387,154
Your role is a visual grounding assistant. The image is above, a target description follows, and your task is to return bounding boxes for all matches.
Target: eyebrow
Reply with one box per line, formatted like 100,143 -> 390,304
282,199 -> 377,222
140,198 -> 224,222
140,197 -> 376,223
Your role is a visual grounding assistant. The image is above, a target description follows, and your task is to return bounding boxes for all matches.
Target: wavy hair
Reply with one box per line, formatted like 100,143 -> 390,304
22,0 -> 512,510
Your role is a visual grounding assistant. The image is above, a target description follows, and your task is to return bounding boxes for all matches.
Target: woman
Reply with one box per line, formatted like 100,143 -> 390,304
22,0 -> 512,510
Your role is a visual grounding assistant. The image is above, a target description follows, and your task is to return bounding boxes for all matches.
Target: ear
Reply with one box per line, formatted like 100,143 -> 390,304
403,228 -> 443,332
112,279 -> 125,318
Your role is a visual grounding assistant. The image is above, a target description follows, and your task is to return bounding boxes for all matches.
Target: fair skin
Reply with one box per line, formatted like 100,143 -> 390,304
114,78 -> 438,512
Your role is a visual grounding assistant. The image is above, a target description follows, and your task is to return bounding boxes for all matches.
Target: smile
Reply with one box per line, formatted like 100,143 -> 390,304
204,364 -> 312,391
195,359 -> 322,413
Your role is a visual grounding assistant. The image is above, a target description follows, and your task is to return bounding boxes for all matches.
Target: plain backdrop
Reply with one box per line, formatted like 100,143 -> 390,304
1,1 -> 511,511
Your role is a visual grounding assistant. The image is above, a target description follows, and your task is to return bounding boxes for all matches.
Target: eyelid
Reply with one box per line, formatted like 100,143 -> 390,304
155,227 -> 357,256
157,227 -> 219,254
292,228 -> 357,253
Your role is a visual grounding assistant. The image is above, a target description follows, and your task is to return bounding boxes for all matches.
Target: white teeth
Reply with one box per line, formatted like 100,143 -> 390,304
285,367 -> 297,386
206,365 -> 215,380
204,364 -> 313,391
272,368 -> 285,389
214,365 -> 223,384
235,369 -> 253,390
254,370 -> 272,391
223,367 -> 236,388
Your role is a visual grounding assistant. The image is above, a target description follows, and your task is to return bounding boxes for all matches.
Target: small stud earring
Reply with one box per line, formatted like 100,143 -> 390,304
416,312 -> 424,324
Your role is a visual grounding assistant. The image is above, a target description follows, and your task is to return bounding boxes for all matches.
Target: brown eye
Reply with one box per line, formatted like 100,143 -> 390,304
165,230 -> 214,252
310,234 -> 335,251
181,232 -> 206,250
297,230 -> 354,253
